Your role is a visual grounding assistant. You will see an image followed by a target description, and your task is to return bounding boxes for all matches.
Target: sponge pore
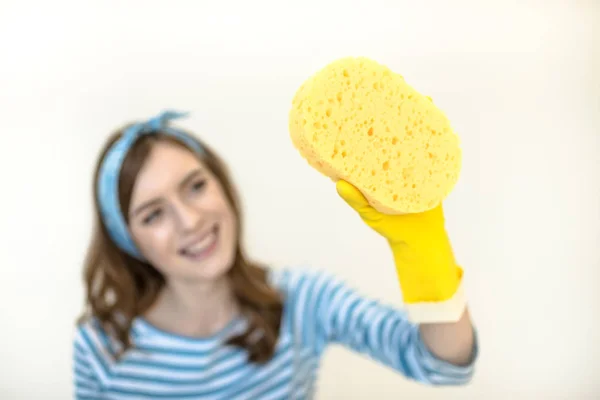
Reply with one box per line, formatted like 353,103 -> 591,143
289,57 -> 462,214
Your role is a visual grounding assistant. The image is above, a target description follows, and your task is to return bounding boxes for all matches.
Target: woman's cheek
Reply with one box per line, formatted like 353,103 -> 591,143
136,223 -> 175,264
152,224 -> 174,254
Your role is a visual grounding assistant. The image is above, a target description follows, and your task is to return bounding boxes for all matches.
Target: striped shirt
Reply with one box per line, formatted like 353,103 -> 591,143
73,268 -> 477,399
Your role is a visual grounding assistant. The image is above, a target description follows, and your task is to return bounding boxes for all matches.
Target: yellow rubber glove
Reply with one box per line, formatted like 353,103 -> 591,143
336,180 -> 466,323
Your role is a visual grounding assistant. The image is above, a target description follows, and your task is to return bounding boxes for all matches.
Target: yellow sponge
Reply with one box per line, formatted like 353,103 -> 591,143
289,57 -> 462,214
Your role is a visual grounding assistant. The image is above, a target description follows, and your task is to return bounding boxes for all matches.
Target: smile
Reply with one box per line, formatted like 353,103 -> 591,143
179,224 -> 219,260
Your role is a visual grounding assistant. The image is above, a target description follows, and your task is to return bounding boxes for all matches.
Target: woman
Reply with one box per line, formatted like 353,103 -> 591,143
73,110 -> 478,399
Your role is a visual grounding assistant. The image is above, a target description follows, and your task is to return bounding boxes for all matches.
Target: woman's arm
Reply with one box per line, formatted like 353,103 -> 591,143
420,308 -> 475,366
334,180 -> 479,372
271,268 -> 478,386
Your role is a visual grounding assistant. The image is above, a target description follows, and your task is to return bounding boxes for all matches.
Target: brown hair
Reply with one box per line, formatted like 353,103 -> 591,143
78,125 -> 283,364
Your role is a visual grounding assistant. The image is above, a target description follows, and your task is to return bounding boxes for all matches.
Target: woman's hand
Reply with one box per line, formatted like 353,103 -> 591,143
335,180 -> 466,324
336,180 -> 476,366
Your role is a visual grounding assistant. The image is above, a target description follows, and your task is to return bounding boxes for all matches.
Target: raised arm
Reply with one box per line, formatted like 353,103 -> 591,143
419,307 -> 475,367
272,268 -> 477,385
301,179 -> 479,383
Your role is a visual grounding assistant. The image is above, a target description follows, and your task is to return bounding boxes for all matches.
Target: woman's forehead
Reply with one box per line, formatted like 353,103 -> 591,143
131,142 -> 204,201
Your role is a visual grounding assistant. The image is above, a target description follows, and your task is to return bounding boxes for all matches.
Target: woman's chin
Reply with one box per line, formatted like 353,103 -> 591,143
177,251 -> 235,282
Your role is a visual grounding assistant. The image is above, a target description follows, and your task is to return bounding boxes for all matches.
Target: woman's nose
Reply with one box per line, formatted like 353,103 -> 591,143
175,201 -> 204,232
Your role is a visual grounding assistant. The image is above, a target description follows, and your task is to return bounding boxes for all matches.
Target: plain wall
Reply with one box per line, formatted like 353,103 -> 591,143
0,0 -> 598,398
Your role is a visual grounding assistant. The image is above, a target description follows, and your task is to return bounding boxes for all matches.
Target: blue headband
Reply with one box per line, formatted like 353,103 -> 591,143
96,110 -> 204,260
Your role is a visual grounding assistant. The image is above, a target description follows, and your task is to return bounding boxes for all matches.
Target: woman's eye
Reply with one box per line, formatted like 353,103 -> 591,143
142,209 -> 163,225
191,179 -> 206,192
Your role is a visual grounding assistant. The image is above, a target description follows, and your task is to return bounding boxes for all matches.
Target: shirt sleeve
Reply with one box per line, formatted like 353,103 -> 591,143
72,326 -> 104,399
274,268 -> 478,386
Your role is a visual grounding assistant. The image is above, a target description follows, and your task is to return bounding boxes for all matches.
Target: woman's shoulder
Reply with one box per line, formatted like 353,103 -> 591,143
72,317 -> 110,362
266,265 -> 346,300
74,316 -> 104,341
73,315 -> 129,357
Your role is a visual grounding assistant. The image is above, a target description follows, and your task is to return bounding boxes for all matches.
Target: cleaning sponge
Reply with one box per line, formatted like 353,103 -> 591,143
289,57 -> 462,214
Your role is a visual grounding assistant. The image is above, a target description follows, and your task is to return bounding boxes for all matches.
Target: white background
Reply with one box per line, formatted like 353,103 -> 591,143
0,0 -> 598,398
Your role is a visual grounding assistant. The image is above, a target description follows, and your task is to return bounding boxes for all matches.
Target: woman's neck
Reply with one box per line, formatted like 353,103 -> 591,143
144,275 -> 240,338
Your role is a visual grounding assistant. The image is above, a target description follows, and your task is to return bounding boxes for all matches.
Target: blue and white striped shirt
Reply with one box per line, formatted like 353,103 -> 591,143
73,268 -> 477,399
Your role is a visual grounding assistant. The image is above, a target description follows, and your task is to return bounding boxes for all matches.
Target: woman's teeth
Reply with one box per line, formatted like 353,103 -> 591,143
182,228 -> 218,257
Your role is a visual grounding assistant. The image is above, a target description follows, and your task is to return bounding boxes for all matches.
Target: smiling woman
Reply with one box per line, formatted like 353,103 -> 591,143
130,165 -> 224,261
73,110 -> 477,399
80,114 -> 283,365
126,138 -> 237,284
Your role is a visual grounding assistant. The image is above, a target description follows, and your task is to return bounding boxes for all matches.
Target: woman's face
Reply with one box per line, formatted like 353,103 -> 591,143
127,140 -> 237,284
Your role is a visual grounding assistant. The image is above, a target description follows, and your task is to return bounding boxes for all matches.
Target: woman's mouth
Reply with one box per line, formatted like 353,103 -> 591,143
179,225 -> 219,260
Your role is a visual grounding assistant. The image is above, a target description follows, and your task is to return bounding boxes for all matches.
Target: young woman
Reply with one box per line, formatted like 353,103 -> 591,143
73,111 -> 478,399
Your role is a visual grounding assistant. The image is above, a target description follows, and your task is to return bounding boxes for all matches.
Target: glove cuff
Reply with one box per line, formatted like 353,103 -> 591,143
404,279 -> 467,324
